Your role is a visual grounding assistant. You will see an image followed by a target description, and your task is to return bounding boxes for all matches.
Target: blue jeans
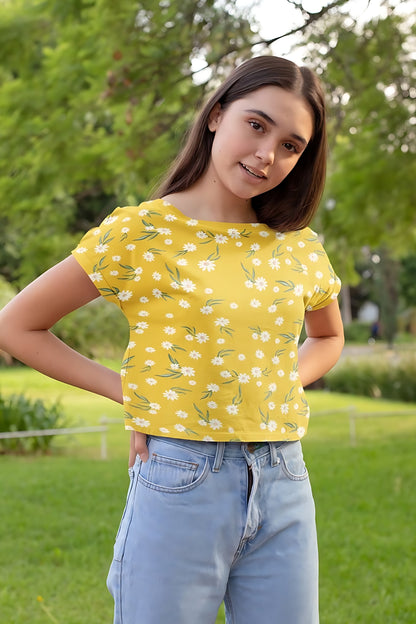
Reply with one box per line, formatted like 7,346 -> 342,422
107,436 -> 319,624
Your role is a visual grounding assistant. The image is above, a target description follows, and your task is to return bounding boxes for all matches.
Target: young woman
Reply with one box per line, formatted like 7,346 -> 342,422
0,56 -> 344,623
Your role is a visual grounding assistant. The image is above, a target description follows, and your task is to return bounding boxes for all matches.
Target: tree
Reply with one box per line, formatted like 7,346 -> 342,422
302,2 -> 416,279
0,0 -> 257,285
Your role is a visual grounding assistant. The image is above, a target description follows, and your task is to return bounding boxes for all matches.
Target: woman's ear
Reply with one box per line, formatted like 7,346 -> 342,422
208,103 -> 222,132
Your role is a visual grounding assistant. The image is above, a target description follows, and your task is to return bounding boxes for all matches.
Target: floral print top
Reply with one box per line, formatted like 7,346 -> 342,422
72,199 -> 341,442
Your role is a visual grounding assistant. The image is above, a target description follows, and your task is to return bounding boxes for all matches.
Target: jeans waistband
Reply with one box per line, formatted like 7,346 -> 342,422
148,435 -> 290,471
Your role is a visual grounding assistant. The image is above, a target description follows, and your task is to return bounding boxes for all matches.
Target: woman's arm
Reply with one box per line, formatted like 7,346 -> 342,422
298,299 -> 344,387
0,256 -> 149,462
0,256 -> 123,400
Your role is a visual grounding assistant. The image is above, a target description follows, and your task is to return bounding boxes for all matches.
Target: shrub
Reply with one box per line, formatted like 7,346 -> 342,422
0,393 -> 66,454
343,321 -> 373,344
325,355 -> 416,403
52,298 -> 128,360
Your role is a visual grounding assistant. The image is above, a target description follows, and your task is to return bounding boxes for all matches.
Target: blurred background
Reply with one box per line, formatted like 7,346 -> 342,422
0,3 -> 415,622
0,0 -> 415,353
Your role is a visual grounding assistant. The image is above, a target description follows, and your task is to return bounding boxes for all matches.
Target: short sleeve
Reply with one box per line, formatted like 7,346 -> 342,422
302,233 -> 341,311
71,206 -> 136,308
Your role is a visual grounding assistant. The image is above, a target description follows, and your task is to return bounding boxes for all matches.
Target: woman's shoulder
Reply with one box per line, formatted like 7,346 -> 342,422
278,226 -> 323,246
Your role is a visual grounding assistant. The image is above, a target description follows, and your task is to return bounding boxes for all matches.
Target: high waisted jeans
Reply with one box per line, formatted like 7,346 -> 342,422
107,435 -> 319,624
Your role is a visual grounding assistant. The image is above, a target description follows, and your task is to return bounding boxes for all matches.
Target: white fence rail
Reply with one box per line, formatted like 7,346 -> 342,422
1,408 -> 415,456
0,426 -> 108,458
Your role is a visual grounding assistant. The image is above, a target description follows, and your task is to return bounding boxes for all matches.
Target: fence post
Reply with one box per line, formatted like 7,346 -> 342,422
100,428 -> 107,460
349,406 -> 357,446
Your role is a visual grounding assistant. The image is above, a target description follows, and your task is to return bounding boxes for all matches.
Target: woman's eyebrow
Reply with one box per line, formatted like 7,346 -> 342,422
245,108 -> 308,147
245,108 -> 277,127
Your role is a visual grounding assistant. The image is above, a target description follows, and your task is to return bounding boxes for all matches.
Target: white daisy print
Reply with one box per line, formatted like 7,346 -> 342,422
181,279 -> 196,293
255,277 -> 268,291
183,243 -> 196,251
181,367 -> 195,377
226,405 -> 239,415
117,290 -> 133,301
133,417 -> 150,428
268,258 -> 280,270
164,390 -> 179,401
198,259 -> 216,272
238,373 -> 250,384
179,299 -> 191,308
189,351 -> 202,359
95,243 -> 109,253
89,272 -> 102,282
73,199 -> 341,444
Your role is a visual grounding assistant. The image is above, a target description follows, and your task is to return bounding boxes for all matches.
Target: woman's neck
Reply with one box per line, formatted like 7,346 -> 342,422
162,183 -> 258,224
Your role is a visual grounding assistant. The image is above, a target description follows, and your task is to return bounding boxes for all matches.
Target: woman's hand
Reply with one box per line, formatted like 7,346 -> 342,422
129,431 -> 149,466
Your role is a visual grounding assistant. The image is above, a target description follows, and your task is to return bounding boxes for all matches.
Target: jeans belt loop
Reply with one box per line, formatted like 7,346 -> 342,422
269,442 -> 280,467
212,442 -> 225,472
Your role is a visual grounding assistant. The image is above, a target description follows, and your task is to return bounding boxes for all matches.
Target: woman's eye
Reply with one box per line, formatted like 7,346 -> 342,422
249,120 -> 263,132
283,142 -> 299,153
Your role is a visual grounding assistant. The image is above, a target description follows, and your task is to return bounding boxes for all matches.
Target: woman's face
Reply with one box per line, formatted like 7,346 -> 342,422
206,85 -> 314,203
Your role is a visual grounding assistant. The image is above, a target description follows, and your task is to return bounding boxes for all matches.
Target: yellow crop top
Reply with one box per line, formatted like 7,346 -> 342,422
72,199 -> 341,442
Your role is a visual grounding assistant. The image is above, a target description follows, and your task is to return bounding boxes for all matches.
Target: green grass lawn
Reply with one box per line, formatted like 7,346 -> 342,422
1,366 -> 416,623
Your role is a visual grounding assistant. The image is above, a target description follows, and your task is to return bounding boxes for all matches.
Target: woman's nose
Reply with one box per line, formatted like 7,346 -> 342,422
255,142 -> 275,166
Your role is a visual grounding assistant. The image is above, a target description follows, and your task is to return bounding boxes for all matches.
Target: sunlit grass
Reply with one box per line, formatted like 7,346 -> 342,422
1,365 -> 415,623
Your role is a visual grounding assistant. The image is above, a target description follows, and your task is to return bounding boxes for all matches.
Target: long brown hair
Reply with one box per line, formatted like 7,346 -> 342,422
154,56 -> 327,231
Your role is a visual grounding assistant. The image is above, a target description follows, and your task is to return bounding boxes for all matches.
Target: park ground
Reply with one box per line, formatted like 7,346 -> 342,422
0,352 -> 415,623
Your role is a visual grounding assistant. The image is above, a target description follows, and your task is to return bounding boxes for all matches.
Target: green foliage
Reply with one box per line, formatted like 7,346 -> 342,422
325,355 -> 416,402
0,274 -> 17,308
399,255 -> 416,308
306,6 -> 416,281
0,393 -> 66,454
0,0 -> 257,286
52,298 -> 128,360
343,320 -> 372,343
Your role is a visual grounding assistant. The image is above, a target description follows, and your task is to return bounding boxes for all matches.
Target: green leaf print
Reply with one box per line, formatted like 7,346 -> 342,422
193,403 -> 210,423
121,355 -> 135,369
135,229 -> 159,241
241,263 -> 256,284
290,255 -> 308,274
130,393 -> 154,411
99,230 -> 114,246
92,256 -> 109,272
165,263 -> 181,285
118,264 -> 143,280
167,386 -> 191,396
279,333 -> 297,344
99,286 -> 121,298
283,421 -> 297,431
284,386 -> 295,403
182,326 -> 198,338
275,279 -> 295,292
157,369 -> 183,379
157,355 -> 183,379
298,394 -> 310,417
207,249 -> 221,262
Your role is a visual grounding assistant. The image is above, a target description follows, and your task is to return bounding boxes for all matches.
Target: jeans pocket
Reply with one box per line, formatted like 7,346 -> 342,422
137,439 -> 209,493
279,441 -> 309,481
